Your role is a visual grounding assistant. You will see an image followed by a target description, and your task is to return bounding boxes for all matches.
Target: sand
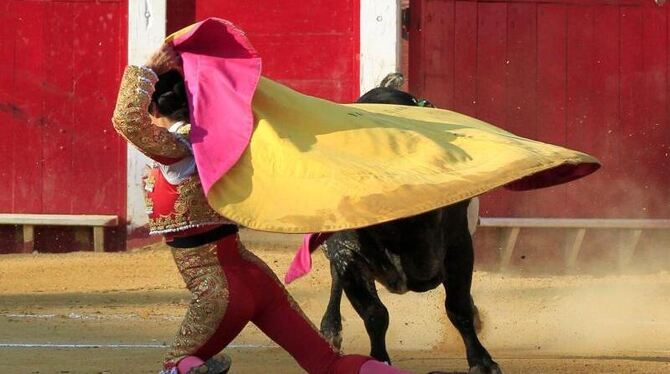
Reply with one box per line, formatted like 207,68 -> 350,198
0,231 -> 668,373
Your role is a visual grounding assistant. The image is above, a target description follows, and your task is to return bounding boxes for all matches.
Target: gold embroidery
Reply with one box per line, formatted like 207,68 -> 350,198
112,65 -> 190,161
143,173 -> 156,192
176,178 -> 222,221
144,195 -> 154,215
148,175 -> 228,234
176,124 -> 191,135
165,243 -> 229,365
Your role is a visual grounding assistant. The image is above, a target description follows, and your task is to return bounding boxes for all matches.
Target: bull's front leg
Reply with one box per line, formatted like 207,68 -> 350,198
341,265 -> 391,364
320,262 -> 345,349
443,230 -> 501,374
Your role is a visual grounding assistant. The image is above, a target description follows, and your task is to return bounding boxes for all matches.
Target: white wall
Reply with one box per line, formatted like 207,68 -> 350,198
359,0 -> 401,95
126,0 -> 166,231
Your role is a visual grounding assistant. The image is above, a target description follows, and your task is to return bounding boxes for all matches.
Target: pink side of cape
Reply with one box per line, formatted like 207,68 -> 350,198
284,233 -> 333,284
169,18 -> 317,284
172,18 -> 262,194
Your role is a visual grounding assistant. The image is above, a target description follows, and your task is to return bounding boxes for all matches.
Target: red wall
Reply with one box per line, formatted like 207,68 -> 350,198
0,0 -> 127,252
196,0 -> 361,103
409,0 -> 670,219
167,0 -> 196,37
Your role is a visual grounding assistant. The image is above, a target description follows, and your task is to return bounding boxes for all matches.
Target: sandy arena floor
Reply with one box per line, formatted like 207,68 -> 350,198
0,230 -> 668,373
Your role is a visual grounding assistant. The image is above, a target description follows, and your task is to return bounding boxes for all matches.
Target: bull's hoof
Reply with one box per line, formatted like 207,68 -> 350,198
468,362 -> 502,374
325,332 -> 343,350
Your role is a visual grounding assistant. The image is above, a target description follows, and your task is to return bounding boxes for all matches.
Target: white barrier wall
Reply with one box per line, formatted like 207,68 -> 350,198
360,0 -> 401,95
126,0 -> 166,232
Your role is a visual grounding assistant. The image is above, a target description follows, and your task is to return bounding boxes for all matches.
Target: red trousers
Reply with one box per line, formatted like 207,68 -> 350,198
165,234 -> 370,374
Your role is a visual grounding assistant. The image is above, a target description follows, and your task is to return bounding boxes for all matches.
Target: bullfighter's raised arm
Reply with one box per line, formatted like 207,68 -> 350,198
111,65 -> 190,164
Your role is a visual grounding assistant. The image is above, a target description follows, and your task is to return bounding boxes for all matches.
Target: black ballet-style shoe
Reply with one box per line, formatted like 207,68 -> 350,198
187,353 -> 232,374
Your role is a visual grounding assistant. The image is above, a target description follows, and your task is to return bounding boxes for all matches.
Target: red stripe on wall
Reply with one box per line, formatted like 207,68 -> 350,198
453,1 -> 478,118
422,0 -> 455,109
11,0 -> 46,214
535,4 -> 568,218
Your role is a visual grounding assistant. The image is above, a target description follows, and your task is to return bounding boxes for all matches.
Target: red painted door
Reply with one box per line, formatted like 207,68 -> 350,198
409,0 -> 670,219
196,0 -> 360,103
0,0 -> 127,251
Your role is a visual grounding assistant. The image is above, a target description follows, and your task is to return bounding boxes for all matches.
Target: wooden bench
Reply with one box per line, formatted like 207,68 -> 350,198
478,218 -> 670,271
0,214 -> 119,253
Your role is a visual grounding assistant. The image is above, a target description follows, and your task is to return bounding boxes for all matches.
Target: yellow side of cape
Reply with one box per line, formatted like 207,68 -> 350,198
207,78 -> 599,233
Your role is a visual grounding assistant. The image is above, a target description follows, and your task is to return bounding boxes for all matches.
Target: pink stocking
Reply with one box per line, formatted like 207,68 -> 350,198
177,356 -> 205,374
359,360 -> 412,374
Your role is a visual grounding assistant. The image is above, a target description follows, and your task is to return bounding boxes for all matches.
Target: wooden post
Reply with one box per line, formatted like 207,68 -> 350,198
499,227 -> 520,271
618,229 -> 642,270
22,225 -> 35,253
74,227 -> 92,250
93,226 -> 105,253
564,228 -> 586,271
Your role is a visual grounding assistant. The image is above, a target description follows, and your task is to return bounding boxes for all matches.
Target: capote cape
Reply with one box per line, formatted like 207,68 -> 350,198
169,18 -> 600,236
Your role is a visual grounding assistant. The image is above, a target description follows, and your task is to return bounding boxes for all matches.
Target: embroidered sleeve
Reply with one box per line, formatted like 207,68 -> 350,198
112,65 -> 190,163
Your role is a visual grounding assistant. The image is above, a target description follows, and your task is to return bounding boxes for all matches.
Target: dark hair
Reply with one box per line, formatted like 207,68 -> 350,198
151,70 -> 189,122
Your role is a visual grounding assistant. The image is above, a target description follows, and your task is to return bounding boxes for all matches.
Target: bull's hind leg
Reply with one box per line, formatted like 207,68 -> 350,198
444,229 -> 501,374
320,262 -> 345,349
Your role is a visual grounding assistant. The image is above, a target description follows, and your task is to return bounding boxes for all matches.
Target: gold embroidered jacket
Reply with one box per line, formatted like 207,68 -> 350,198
112,65 -> 230,235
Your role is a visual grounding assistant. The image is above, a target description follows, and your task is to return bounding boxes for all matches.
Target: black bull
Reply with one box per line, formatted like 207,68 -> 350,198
316,87 -> 502,374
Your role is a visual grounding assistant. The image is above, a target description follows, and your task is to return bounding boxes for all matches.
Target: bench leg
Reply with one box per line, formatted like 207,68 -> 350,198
618,229 -> 642,270
93,226 -> 105,253
564,228 -> 586,271
499,227 -> 520,271
74,227 -> 92,250
22,225 -> 35,253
